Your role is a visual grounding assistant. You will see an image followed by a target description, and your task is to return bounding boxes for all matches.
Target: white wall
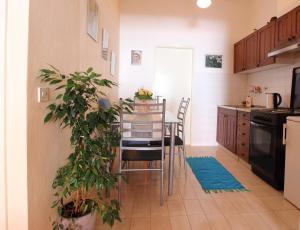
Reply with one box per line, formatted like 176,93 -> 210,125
277,0 -> 300,16
119,0 -> 256,146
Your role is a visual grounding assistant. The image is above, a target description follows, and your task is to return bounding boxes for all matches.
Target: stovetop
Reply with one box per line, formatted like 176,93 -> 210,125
251,108 -> 300,126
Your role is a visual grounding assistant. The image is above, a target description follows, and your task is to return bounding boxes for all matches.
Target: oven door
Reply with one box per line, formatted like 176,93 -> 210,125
250,122 -> 277,180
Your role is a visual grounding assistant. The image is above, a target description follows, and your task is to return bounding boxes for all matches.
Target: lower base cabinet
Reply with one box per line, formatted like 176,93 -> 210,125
217,107 -> 250,162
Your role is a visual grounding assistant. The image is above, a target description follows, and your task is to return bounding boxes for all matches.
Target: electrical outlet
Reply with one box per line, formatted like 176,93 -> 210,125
38,87 -> 49,103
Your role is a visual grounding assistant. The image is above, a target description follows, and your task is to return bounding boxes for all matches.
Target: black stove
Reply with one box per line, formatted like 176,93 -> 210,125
250,67 -> 300,190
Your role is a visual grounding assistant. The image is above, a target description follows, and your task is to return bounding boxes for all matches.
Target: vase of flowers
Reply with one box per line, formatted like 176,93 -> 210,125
134,88 -> 153,101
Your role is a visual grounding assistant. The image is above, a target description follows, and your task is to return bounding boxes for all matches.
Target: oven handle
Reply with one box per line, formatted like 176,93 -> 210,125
250,121 -> 269,128
282,123 -> 287,145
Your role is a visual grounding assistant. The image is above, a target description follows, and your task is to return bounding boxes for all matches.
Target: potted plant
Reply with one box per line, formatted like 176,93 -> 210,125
39,66 -> 130,230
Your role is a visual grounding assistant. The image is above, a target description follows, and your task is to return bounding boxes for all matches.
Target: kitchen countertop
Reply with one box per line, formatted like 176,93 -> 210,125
219,105 -> 266,112
287,116 -> 300,122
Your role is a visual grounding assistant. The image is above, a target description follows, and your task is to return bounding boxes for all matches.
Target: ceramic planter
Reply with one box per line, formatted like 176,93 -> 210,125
61,213 -> 96,230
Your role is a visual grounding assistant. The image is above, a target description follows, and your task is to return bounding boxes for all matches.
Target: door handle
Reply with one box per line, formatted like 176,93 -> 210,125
282,123 -> 287,145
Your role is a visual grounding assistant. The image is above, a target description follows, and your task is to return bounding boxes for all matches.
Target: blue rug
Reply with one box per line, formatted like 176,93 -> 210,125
187,156 -> 248,193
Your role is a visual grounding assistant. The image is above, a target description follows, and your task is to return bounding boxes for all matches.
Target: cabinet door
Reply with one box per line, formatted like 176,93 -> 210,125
275,12 -> 293,48
258,22 -> 276,67
244,32 -> 258,70
234,39 -> 245,73
217,112 -> 225,145
226,115 -> 237,153
292,6 -> 300,41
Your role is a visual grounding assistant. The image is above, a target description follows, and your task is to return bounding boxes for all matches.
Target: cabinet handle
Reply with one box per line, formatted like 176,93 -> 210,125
283,123 -> 287,145
242,123 -> 246,126
242,133 -> 246,136
288,37 -> 293,41
241,143 -> 245,146
256,64 -> 260,67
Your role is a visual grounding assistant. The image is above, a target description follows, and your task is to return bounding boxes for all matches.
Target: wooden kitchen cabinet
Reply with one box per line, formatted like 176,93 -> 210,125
258,21 -> 276,67
275,6 -> 300,48
275,11 -> 293,48
236,111 -> 250,162
217,107 -> 237,153
292,6 -> 300,41
234,39 -> 245,73
244,32 -> 259,70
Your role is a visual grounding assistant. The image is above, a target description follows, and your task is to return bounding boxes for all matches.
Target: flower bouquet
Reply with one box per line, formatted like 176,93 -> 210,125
134,88 -> 153,100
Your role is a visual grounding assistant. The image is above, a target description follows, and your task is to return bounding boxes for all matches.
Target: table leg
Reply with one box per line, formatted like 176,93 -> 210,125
168,122 -> 175,196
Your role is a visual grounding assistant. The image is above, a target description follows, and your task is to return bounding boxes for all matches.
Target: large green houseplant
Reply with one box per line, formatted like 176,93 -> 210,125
39,66 -> 130,230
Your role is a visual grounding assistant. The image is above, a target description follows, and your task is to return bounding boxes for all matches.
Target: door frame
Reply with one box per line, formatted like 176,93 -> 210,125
154,46 -> 194,146
0,0 -> 7,229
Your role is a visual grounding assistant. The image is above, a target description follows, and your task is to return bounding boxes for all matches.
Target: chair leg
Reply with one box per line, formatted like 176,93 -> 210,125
182,145 -> 187,177
160,161 -> 164,206
118,173 -> 122,205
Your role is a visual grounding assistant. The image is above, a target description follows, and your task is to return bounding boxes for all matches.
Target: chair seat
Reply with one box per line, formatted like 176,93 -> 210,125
122,150 -> 163,161
164,136 -> 183,146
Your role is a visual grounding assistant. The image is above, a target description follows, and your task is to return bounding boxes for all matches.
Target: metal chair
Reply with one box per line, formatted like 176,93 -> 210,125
118,98 -> 166,205
164,97 -> 190,170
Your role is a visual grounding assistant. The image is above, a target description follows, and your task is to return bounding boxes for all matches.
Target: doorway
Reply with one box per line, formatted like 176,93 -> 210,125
153,47 -> 193,145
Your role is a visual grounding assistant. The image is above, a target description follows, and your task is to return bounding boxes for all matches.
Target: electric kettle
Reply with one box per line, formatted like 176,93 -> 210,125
266,93 -> 282,109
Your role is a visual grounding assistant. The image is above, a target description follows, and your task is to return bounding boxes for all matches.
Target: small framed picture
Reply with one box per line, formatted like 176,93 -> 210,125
110,51 -> 116,76
87,0 -> 99,41
131,50 -> 142,65
205,55 -> 222,68
102,29 -> 109,60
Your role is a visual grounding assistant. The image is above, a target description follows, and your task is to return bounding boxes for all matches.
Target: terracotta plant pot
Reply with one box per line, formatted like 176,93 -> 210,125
61,213 -> 96,230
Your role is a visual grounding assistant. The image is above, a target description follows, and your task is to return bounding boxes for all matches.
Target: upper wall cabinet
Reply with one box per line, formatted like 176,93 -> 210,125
244,32 -> 258,70
234,4 -> 300,74
292,6 -> 300,41
258,21 -> 276,67
234,40 -> 245,73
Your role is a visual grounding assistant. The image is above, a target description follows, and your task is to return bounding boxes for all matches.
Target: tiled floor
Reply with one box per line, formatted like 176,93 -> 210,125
97,146 -> 300,230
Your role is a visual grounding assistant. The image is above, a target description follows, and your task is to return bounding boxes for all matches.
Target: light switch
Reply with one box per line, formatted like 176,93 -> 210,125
38,87 -> 49,103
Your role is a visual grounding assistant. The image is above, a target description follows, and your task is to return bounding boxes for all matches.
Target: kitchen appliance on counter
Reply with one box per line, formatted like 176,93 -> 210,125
265,93 -> 282,109
249,67 -> 300,190
283,116 -> 300,209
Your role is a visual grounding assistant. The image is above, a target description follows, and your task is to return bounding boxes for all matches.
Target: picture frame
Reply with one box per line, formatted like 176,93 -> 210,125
205,54 -> 223,68
131,50 -> 142,65
102,29 -> 109,60
87,0 -> 99,41
110,51 -> 116,76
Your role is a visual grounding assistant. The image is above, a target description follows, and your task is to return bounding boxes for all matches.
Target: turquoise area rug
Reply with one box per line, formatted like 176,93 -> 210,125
187,156 -> 248,193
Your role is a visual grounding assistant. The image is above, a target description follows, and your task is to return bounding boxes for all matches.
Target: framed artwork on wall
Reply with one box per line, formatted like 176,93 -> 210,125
87,0 -> 99,41
131,50 -> 142,65
102,29 -> 109,60
205,54 -> 222,68
110,51 -> 116,76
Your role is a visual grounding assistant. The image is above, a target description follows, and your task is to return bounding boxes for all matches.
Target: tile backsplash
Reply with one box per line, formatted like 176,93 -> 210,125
247,56 -> 300,108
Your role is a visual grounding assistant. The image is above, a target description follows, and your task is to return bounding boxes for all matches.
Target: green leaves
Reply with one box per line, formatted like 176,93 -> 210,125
39,66 -> 122,228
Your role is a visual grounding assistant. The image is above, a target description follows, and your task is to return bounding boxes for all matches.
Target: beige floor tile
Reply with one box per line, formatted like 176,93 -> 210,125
150,216 -> 171,230
183,199 -> 203,215
150,200 -> 169,217
225,192 -> 255,214
112,218 -> 131,230
241,213 -> 270,230
223,212 -> 252,230
258,210 -> 290,230
259,196 -> 297,211
199,197 -> 222,215
167,199 -> 186,216
205,213 -> 231,230
130,217 -> 150,230
213,197 -> 238,214
170,215 -> 191,230
274,210 -> 300,230
180,187 -> 197,199
187,213 -> 211,230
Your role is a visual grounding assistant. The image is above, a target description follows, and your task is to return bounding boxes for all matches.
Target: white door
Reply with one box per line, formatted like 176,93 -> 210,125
153,47 -> 193,145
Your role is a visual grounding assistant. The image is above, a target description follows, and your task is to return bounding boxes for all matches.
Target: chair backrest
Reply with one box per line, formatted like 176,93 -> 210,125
119,98 -> 166,150
177,97 -> 190,139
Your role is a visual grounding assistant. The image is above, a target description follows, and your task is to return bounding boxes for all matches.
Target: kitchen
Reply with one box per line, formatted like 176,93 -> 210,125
2,0 -> 300,229
217,3 -> 300,211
